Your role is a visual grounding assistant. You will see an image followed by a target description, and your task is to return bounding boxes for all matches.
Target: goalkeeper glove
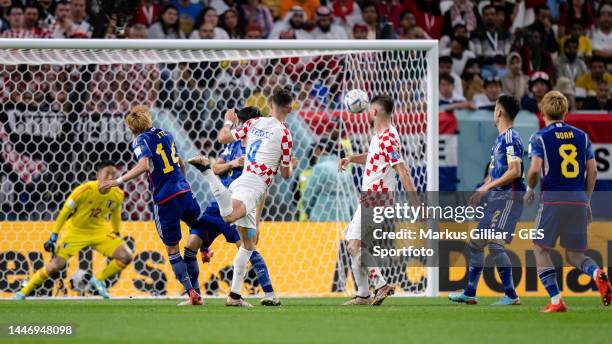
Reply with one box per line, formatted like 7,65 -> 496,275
43,233 -> 58,253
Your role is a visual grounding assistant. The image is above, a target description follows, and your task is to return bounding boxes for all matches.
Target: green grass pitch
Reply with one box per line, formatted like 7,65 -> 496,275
0,297 -> 610,344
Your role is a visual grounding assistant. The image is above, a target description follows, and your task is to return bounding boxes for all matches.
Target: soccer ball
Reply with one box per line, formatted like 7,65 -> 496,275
344,89 -> 369,113
70,269 -> 90,293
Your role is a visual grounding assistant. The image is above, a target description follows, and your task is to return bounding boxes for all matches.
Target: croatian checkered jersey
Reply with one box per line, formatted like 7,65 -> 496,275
231,117 -> 292,186
362,126 -> 404,192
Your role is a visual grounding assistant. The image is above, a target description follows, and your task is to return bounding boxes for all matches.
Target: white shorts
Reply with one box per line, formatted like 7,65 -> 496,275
344,205 -> 362,240
228,172 -> 267,229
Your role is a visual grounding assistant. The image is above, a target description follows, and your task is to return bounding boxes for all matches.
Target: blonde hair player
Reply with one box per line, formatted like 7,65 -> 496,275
15,161 -> 132,299
524,90 -> 611,312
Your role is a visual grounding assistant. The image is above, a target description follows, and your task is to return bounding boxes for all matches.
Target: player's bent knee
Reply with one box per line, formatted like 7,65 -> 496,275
47,258 -> 66,275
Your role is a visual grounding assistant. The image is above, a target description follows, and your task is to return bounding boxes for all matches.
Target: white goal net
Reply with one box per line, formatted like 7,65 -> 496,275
0,40 -> 438,298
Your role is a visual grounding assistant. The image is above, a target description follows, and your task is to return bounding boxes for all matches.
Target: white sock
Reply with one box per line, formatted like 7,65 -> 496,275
368,267 -> 387,290
350,251 -> 370,298
551,294 -> 561,305
230,247 -> 253,295
203,170 -> 234,217
265,292 -> 276,299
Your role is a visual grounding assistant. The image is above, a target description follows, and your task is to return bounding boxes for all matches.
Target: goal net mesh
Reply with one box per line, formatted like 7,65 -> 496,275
0,46 -> 433,298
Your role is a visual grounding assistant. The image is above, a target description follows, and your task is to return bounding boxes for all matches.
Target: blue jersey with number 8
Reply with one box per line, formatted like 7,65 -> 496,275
528,122 -> 594,202
131,127 -> 191,204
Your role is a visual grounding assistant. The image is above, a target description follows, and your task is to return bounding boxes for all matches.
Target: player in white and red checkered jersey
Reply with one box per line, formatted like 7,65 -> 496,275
188,87 -> 295,307
337,94 -> 420,307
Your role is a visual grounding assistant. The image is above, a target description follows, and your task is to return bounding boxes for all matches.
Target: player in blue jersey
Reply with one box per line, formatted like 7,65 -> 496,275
188,107 -> 279,306
524,91 -> 611,312
99,106 -> 203,306
449,95 -> 525,306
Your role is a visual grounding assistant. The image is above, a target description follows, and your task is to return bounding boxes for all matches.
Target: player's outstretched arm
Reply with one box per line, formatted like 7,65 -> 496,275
524,156 -> 542,204
338,153 -> 368,171
99,157 -> 150,193
585,158 -> 597,201
178,157 -> 187,176
218,109 -> 240,144
213,157 -> 244,175
394,162 -> 420,206
110,194 -> 124,235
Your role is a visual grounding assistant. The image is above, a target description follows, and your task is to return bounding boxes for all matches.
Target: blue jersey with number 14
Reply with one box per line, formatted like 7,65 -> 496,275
131,127 -> 191,204
528,122 -> 594,202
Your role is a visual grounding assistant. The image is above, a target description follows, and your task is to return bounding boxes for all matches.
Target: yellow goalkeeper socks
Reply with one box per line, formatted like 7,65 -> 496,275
21,268 -> 49,296
95,259 -> 127,281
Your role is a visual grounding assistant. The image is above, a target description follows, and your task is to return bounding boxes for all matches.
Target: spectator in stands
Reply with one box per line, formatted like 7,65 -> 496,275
37,0 -> 55,29
375,0 -> 406,29
49,0 -> 87,38
352,22 -> 368,39
148,4 -> 185,39
471,5 -> 512,67
242,0 -> 273,38
462,58 -> 484,101
132,0 -> 163,28
591,4 -> 612,62
559,22 -> 593,60
580,81 -> 612,111
396,9 -> 419,39
440,56 -> 464,98
190,22 -> 215,39
521,71 -> 552,113
270,5 -> 309,39
407,0 -> 444,39
439,73 -> 475,112
558,0 -> 594,37
443,0 -> 480,35
219,8 -> 243,38
170,0 -> 202,36
360,1 -> 378,40
195,7 -> 229,39
1,5 -> 39,38
69,0 -> 92,37
331,0 -> 362,32
246,70 -> 284,115
127,23 -> 148,38
473,77 -> 503,110
576,56 -> 612,94
526,4 -> 559,54
555,37 -> 588,83
23,3 -> 44,35
309,6 -> 348,39
279,0 -> 320,22
502,52 -> 530,99
442,36 -> 476,76
518,29 -> 556,78
439,23 -> 474,52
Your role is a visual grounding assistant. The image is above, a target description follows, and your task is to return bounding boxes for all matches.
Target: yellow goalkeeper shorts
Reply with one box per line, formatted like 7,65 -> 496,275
55,229 -> 125,260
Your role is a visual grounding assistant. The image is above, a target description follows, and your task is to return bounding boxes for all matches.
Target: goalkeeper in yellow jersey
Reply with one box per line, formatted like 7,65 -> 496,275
15,161 -> 133,299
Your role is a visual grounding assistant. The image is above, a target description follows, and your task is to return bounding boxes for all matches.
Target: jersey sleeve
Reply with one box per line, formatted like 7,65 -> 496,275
380,132 -> 403,167
52,183 -> 90,234
132,134 -> 153,161
585,134 -> 594,161
219,144 -> 233,162
528,133 -> 544,159
110,190 -> 124,234
280,127 -> 293,167
231,119 -> 255,141
505,132 -> 522,162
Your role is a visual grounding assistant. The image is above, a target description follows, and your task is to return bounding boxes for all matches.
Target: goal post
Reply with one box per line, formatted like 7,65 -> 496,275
0,39 -> 439,298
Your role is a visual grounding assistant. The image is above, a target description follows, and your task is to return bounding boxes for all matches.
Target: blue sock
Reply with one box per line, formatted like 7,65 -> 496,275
183,247 -> 200,294
169,252 -> 193,292
250,250 -> 274,294
538,268 -> 560,299
489,242 -> 517,299
464,242 -> 484,297
579,257 -> 599,279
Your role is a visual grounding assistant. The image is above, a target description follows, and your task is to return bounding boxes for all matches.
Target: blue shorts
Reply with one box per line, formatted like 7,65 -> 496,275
152,191 -> 201,246
190,206 -> 241,248
533,203 -> 588,251
478,198 -> 523,243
